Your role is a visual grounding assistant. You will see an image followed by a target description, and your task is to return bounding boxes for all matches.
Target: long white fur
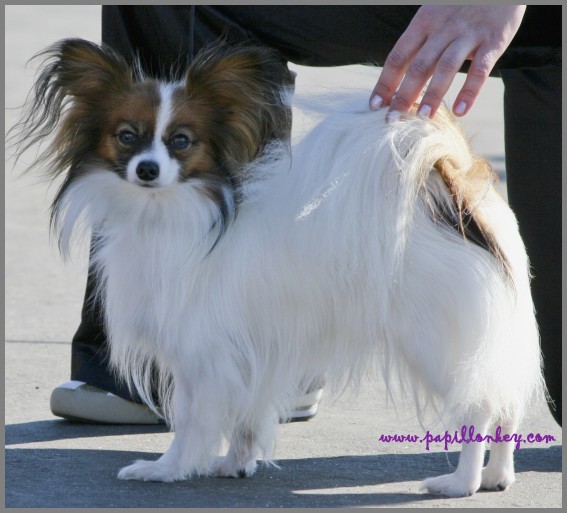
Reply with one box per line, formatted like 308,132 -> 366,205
53,92 -> 543,495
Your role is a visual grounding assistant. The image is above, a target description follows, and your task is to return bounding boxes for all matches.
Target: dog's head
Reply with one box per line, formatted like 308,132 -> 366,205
13,39 -> 293,212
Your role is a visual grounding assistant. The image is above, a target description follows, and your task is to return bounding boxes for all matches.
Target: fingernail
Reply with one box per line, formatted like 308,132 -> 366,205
454,101 -> 467,116
370,95 -> 383,110
418,104 -> 432,118
386,110 -> 401,123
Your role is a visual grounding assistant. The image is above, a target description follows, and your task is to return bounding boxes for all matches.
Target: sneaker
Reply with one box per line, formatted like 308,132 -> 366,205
286,386 -> 323,422
50,381 -> 164,424
50,380 -> 323,425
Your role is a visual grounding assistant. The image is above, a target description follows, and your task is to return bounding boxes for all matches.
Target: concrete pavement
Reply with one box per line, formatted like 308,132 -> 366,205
5,5 -> 562,509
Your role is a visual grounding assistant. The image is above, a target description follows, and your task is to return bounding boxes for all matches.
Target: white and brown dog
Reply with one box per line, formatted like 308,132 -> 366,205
13,39 -> 544,497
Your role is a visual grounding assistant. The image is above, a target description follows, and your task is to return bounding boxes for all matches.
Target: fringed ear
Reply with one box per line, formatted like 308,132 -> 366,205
11,38 -> 133,175
12,39 -> 129,157
34,38 -> 133,102
185,43 -> 294,169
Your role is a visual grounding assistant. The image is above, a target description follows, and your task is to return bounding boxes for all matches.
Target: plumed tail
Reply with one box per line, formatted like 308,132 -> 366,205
382,105 -> 545,423
386,105 -> 512,281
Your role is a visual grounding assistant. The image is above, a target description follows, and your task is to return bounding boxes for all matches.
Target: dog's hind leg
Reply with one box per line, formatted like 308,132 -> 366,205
420,409 -> 491,497
480,417 -> 518,491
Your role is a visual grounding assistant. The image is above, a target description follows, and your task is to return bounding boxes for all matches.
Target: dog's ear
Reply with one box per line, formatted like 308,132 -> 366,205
36,38 -> 133,101
10,39 -> 134,173
27,38 -> 134,112
185,43 -> 294,168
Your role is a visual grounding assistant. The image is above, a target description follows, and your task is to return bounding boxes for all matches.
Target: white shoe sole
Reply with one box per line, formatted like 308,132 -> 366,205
50,381 -> 163,424
51,381 -> 323,424
287,387 -> 323,422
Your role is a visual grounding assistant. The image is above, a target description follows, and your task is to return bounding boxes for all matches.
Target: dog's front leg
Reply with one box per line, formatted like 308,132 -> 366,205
211,407 -> 279,479
118,375 -> 223,482
211,427 -> 260,478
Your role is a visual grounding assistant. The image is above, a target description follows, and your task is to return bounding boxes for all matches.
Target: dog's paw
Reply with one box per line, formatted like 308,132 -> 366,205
420,473 -> 480,497
210,456 -> 257,478
118,459 -> 183,482
480,465 -> 515,491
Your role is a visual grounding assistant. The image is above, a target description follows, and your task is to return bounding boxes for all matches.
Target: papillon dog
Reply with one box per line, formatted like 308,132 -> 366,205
12,39 -> 545,497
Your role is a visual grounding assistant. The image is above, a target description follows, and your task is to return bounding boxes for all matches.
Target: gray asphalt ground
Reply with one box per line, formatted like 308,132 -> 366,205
5,5 -> 562,509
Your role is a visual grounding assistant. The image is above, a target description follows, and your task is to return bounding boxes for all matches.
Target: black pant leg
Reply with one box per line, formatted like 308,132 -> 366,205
501,66 -> 562,426
101,5 -> 418,71
70,268 -> 140,400
70,248 -> 142,400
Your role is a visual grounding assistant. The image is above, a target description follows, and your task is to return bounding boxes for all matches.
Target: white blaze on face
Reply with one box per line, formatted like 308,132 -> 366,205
126,83 -> 181,188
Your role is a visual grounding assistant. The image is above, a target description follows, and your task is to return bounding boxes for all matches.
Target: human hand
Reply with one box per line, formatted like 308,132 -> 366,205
369,5 -> 526,120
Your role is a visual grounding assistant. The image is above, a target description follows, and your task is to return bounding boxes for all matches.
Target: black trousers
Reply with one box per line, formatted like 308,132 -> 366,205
71,6 -> 562,424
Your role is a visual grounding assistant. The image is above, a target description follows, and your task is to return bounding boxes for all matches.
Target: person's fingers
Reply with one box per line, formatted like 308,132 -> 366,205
451,45 -> 500,117
416,41 -> 476,118
386,39 -> 452,116
370,5 -> 527,119
369,29 -> 425,110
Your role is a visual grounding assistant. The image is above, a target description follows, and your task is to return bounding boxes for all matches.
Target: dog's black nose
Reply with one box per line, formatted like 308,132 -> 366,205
136,160 -> 160,181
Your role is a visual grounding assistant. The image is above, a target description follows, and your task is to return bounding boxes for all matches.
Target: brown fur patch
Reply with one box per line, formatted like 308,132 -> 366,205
431,111 -> 512,279
184,44 -> 293,174
97,82 -> 161,165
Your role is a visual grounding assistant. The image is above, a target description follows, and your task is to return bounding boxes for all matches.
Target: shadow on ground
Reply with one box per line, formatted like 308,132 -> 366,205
5,420 -> 561,508
6,419 -> 169,445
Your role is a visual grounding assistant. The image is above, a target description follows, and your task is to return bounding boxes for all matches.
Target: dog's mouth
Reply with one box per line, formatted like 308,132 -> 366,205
130,179 -> 164,189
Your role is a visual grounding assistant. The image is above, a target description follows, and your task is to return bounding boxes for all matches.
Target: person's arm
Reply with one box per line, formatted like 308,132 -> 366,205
369,5 -> 526,119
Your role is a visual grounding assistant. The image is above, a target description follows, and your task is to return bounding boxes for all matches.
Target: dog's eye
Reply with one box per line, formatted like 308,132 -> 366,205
118,130 -> 137,145
169,134 -> 191,151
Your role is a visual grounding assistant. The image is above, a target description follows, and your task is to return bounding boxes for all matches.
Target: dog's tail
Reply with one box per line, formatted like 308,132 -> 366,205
384,105 -> 546,423
385,105 -> 512,281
